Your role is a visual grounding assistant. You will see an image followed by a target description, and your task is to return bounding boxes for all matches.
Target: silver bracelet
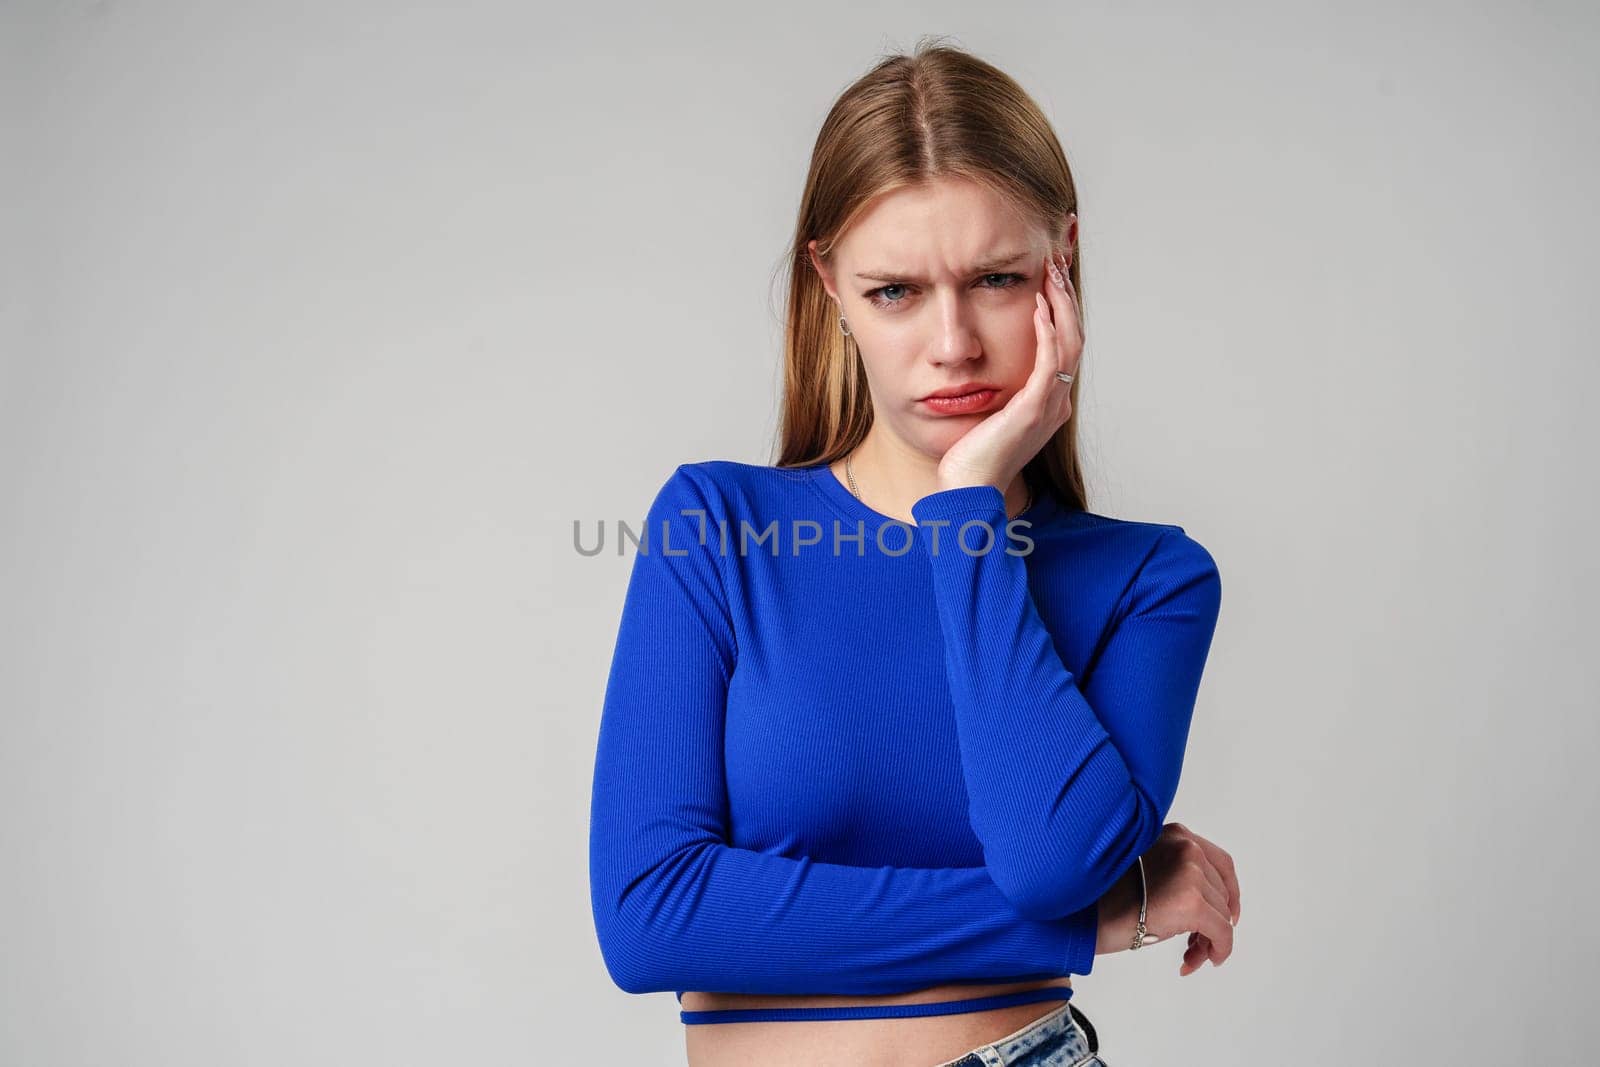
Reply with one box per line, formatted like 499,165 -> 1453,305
1130,856 -> 1148,950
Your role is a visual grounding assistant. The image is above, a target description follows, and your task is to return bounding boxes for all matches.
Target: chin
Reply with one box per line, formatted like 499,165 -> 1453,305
916,423 -> 981,454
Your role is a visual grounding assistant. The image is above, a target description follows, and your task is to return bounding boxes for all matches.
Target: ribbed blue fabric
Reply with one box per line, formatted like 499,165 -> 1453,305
588,460 -> 1222,1025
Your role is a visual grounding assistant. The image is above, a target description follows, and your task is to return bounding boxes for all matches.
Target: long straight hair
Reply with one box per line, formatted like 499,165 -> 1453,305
771,37 -> 1090,513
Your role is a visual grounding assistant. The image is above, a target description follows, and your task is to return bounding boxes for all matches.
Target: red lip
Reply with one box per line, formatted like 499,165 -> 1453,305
919,387 -> 1003,416
920,382 -> 1001,400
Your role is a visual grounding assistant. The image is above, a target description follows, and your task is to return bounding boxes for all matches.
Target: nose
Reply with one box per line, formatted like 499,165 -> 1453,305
928,293 -> 983,367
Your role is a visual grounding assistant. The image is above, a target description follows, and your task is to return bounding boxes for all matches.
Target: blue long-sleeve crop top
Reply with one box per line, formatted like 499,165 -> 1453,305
588,460 -> 1223,1026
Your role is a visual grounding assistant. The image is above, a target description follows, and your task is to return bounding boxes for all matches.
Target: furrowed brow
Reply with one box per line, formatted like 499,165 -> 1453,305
854,250 -> 1032,284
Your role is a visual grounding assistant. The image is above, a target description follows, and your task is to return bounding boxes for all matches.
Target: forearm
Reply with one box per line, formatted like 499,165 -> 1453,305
591,833 -> 1099,995
909,486 -> 1222,921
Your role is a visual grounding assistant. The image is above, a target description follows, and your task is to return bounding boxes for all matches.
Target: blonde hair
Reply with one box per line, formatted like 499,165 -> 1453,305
771,35 -> 1089,512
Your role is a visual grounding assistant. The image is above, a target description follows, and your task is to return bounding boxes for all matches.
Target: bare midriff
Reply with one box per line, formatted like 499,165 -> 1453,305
681,976 -> 1073,1067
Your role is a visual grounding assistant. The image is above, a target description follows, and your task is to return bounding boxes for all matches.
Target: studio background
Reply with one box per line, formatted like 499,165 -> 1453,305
3,2 -> 1595,1064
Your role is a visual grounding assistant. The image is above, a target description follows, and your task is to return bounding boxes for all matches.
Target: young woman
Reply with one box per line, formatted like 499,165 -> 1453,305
589,39 -> 1241,1067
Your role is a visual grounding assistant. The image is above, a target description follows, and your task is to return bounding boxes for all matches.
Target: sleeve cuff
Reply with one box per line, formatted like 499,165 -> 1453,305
909,484 -> 1006,525
1065,899 -> 1098,976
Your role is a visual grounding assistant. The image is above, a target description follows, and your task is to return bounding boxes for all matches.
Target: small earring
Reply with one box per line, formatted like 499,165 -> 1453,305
839,314 -> 851,337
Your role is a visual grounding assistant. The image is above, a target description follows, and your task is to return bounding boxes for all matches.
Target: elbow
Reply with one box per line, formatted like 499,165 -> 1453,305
987,782 -> 1170,920
987,857 -> 1101,922
600,952 -> 657,997
591,868 -> 677,995
986,825 -> 1152,921
592,910 -> 671,995
590,838 -> 718,995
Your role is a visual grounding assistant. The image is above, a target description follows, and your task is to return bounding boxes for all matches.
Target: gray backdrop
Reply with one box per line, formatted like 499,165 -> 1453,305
4,2 -> 1596,1063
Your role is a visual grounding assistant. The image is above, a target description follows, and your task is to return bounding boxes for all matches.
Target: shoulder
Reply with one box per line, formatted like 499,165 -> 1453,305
1132,522 -> 1222,619
645,460 -> 745,510
672,459 -> 805,491
1062,511 -> 1221,616
1145,522 -> 1221,583
639,460 -> 786,553
652,459 -> 811,516
1067,510 -> 1217,572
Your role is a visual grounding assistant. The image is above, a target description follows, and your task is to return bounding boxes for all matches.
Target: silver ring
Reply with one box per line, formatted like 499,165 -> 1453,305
1055,371 -> 1074,385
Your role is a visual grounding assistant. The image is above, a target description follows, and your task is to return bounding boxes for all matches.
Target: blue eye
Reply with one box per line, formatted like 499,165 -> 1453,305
862,273 -> 1027,311
866,283 -> 910,308
980,272 -> 1027,291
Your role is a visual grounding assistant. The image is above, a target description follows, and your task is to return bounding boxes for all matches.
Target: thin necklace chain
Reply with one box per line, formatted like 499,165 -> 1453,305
844,454 -> 1033,518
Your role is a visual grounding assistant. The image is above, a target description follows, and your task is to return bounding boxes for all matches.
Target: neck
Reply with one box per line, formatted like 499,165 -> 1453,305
838,431 -> 1031,522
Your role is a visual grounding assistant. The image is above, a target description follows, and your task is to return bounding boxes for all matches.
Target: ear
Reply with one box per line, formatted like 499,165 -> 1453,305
807,239 -> 840,303
1056,213 -> 1079,264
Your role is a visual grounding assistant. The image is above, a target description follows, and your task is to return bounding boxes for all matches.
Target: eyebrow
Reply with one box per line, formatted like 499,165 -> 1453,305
853,250 -> 1033,284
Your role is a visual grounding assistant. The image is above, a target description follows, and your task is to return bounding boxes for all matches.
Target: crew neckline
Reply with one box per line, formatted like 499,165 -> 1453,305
804,461 -> 1055,529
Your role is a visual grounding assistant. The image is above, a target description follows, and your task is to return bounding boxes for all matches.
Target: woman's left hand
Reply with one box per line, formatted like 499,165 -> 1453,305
1093,822 -> 1242,975
935,248 -> 1083,494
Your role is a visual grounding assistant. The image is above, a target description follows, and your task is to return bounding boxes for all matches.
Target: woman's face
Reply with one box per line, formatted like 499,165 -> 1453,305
809,177 -> 1076,459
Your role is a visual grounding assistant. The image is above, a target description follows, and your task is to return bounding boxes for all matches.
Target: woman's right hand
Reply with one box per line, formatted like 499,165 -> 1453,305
1093,822 -> 1241,976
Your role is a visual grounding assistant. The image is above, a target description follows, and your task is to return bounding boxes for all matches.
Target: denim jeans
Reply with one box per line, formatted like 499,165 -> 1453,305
930,1000 -> 1107,1067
